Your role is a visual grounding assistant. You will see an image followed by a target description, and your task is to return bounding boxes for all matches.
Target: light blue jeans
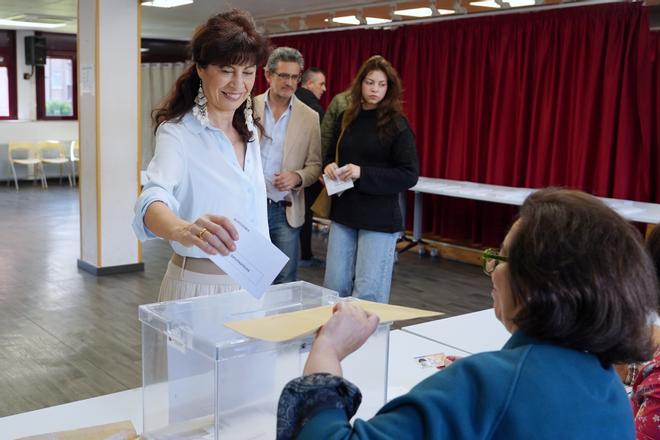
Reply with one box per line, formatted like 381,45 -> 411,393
323,222 -> 399,303
268,204 -> 300,284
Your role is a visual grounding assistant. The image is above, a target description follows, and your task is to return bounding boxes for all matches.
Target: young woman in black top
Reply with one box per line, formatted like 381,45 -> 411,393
322,55 -> 419,303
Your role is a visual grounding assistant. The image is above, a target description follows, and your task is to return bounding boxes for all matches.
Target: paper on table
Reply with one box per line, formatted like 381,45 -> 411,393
323,172 -> 354,196
224,300 -> 443,342
208,216 -> 289,299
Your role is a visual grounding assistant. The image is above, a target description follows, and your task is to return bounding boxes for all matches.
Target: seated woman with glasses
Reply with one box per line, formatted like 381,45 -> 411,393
276,188 -> 657,439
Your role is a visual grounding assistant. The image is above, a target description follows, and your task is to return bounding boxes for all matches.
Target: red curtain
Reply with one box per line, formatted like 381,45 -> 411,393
258,3 -> 658,246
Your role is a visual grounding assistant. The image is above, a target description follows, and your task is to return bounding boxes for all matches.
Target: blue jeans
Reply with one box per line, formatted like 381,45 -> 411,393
268,204 -> 300,284
323,222 -> 399,303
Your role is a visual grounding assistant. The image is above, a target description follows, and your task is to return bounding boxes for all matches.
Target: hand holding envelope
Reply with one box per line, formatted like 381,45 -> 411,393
224,299 -> 442,342
208,216 -> 289,299
323,165 -> 355,196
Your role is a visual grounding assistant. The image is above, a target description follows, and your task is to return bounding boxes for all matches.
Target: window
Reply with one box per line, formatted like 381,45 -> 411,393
42,56 -> 74,117
0,30 -> 17,120
36,33 -> 77,120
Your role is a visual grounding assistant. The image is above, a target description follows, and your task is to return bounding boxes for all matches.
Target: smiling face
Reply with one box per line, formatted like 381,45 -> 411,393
196,63 -> 256,114
265,61 -> 302,101
361,69 -> 388,109
490,220 -> 521,333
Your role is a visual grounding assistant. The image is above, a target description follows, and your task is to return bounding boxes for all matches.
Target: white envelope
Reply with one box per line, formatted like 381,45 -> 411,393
208,216 -> 289,299
323,173 -> 354,196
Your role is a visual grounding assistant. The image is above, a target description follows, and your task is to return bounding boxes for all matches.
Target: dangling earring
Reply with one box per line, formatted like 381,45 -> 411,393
193,80 -> 209,127
244,94 -> 254,127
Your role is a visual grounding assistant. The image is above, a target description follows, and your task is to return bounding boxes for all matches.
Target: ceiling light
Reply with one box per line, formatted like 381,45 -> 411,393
506,0 -> 536,6
325,15 -> 392,25
141,0 -> 193,8
366,17 -> 391,25
0,18 -> 66,29
328,15 -> 360,25
394,7 -> 454,17
471,0 -> 534,7
469,0 -> 500,7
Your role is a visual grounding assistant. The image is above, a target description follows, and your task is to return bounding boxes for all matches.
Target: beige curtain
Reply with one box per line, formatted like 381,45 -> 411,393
141,62 -> 188,169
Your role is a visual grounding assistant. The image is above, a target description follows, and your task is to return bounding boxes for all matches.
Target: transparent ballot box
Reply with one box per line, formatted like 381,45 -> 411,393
139,281 -> 391,439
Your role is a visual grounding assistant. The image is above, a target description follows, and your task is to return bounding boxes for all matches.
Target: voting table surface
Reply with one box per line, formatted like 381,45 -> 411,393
0,329 -> 468,439
402,308 -> 511,355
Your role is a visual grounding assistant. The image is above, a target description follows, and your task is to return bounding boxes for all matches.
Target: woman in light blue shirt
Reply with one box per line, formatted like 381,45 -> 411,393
133,10 -> 272,301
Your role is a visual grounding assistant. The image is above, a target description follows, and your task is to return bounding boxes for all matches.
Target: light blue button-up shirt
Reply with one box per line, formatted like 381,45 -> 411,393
132,111 -> 269,258
260,92 -> 292,201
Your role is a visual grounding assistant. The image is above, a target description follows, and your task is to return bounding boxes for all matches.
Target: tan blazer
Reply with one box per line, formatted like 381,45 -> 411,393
254,92 -> 322,228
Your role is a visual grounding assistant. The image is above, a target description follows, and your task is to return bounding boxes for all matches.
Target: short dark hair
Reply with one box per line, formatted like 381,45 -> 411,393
507,188 -> 657,365
301,67 -> 324,85
646,225 -> 660,309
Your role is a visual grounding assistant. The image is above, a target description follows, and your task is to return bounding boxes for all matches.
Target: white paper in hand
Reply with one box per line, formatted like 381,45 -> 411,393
208,216 -> 289,299
323,172 -> 354,196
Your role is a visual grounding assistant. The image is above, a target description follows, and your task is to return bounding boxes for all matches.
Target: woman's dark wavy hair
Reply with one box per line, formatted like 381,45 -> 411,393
341,55 -> 405,143
507,188 -> 657,365
152,9 -> 271,143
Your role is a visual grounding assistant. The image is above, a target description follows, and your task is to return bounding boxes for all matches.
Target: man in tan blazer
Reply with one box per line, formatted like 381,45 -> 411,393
254,47 -> 321,283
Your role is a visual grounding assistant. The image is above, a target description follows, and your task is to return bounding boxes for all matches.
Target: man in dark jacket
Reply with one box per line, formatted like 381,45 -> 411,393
295,68 -> 326,267
295,67 -> 326,120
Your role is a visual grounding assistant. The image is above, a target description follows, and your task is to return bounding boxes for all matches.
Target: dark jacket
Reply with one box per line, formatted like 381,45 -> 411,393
295,88 -> 324,122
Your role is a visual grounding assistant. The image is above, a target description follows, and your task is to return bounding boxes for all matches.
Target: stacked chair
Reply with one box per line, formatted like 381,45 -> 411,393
37,140 -> 74,188
7,142 -> 47,190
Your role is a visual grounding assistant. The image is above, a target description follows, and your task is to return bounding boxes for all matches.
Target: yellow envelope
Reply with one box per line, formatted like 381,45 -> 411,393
224,300 -> 442,342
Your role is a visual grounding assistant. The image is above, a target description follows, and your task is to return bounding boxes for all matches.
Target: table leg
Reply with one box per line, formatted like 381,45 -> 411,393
398,191 -> 426,254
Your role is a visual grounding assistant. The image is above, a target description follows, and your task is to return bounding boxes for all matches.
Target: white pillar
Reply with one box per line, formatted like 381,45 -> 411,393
77,0 -> 143,274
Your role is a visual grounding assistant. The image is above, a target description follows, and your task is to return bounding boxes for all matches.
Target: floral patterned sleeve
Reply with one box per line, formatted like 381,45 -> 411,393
277,373 -> 362,440
631,349 -> 660,440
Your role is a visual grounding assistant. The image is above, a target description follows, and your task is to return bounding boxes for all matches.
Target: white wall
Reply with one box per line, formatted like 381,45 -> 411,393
0,120 -> 77,144
0,30 -> 78,142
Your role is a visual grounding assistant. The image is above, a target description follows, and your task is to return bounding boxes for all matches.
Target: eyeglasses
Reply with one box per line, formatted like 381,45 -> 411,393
481,248 -> 507,276
272,72 -> 301,82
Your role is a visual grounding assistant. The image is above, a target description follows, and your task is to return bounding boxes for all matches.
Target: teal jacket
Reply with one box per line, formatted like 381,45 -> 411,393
279,332 -> 634,439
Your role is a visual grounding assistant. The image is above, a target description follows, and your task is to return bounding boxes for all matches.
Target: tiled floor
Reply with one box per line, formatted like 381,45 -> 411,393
0,184 -> 493,417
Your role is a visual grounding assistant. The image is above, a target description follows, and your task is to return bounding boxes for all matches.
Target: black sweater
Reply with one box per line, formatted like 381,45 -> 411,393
323,109 -> 419,232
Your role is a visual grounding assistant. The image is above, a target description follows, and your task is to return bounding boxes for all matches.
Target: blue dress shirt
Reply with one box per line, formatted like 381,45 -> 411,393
261,92 -> 292,202
133,111 -> 269,258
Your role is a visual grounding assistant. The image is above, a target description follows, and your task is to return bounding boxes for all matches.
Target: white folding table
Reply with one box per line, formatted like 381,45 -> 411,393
404,177 -> 660,250
402,308 -> 511,354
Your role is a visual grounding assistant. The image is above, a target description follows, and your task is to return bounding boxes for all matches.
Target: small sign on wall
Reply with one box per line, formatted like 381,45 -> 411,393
80,65 -> 94,95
